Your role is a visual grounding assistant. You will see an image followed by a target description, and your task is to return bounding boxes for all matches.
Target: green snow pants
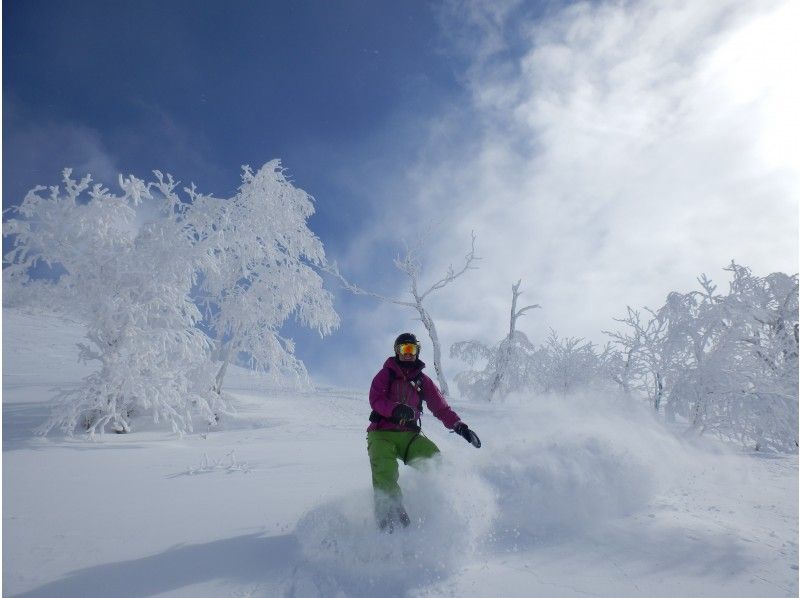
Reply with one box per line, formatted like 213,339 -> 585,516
367,430 -> 440,503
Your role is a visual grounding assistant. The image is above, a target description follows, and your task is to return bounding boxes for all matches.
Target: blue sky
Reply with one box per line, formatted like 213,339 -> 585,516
4,0 -> 798,390
4,0 -> 461,245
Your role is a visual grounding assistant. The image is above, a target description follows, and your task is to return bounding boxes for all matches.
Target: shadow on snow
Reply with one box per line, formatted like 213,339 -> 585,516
8,533 -> 298,598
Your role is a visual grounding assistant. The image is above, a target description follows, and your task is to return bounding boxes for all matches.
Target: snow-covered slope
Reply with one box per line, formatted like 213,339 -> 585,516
2,308 -> 797,597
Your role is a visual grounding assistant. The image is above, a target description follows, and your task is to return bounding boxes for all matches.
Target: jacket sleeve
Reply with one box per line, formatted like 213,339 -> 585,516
422,374 -> 461,429
369,368 -> 396,418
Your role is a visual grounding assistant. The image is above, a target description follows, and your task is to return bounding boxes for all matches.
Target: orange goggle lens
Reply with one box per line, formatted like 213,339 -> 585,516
396,343 -> 418,356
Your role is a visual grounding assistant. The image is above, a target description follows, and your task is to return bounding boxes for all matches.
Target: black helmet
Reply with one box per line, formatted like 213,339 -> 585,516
394,332 -> 420,357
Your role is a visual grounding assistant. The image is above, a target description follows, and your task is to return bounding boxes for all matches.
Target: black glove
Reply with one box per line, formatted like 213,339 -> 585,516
453,422 -> 481,448
391,404 -> 415,422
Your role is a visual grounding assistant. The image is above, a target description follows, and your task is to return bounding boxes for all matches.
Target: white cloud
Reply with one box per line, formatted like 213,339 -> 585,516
335,0 -> 798,391
406,0 -> 798,354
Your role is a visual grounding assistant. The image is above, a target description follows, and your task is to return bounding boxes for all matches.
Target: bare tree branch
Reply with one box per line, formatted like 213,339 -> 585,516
419,231 -> 479,301
508,279 -> 540,337
322,260 -> 416,308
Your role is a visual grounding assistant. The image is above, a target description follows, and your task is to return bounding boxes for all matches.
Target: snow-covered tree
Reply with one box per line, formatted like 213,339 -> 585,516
531,330 -> 612,396
4,169 -> 216,435
452,328 -> 612,400
191,161 -> 339,394
606,263 -> 798,451
4,163 -> 340,436
604,306 -> 668,408
451,330 -> 538,401
450,280 -> 540,401
327,232 -> 478,397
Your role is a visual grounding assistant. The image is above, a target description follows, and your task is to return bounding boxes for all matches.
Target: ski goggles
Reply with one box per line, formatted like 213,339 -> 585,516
396,342 -> 419,356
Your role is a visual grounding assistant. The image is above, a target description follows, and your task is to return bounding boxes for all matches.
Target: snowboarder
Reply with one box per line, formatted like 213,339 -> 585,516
367,332 -> 481,532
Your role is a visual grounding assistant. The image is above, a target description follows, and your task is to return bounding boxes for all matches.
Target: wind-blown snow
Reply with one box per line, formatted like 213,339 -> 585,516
2,308 -> 797,597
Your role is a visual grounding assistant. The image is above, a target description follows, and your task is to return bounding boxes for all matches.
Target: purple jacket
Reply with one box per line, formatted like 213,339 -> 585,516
367,357 -> 462,432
